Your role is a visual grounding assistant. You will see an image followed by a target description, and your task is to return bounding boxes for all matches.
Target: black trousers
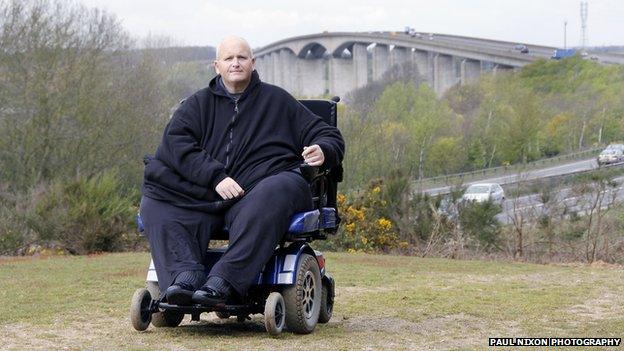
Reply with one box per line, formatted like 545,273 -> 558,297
140,170 -> 313,296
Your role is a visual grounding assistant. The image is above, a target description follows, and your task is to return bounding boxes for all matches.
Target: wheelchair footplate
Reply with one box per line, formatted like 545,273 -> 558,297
153,299 -> 263,321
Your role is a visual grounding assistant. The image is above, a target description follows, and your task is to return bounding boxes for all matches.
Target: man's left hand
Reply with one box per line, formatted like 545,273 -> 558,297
302,144 -> 324,166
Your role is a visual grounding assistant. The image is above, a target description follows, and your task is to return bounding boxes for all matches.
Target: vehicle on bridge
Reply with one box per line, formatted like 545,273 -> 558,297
551,49 -> 576,60
597,144 -> 624,165
462,183 -> 505,204
514,44 -> 529,54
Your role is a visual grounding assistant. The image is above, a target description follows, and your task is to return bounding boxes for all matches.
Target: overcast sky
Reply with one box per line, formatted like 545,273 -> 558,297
79,0 -> 623,49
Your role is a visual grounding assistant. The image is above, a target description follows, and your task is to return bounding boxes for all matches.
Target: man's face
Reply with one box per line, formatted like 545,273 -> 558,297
214,39 -> 255,89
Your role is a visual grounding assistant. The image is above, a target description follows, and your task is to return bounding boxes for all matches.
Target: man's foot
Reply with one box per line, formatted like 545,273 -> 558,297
192,276 -> 231,306
165,282 -> 195,306
165,270 -> 206,306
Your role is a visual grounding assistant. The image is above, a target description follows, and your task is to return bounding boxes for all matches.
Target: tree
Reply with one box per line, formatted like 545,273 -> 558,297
0,0 -> 172,189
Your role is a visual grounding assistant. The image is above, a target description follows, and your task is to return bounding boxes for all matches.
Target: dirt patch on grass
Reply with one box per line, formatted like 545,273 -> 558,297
343,313 -> 517,350
567,291 -> 624,321
339,255 -> 412,268
0,255 -> 56,266
338,286 -> 397,296
557,260 -> 624,269
1,314 -> 201,351
106,266 -> 146,278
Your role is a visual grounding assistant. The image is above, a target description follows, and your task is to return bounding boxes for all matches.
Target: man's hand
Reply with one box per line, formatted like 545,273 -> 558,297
215,177 -> 244,200
302,144 -> 324,166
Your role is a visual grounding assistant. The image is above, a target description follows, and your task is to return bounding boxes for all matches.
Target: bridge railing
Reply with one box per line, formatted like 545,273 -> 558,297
417,147 -> 603,192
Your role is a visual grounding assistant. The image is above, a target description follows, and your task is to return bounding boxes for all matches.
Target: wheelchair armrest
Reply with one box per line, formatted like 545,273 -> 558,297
299,163 -> 320,183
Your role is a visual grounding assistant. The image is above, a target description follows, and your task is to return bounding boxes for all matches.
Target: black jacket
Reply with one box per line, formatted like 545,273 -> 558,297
142,70 -> 344,212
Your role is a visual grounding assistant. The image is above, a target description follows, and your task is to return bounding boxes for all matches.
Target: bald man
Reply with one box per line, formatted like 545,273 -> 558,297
140,36 -> 344,306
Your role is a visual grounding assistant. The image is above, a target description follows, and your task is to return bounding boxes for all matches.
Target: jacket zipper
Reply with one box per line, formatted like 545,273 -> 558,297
225,100 -> 238,170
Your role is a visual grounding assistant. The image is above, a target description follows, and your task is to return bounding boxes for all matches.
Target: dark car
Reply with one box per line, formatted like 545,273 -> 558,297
514,44 -> 529,54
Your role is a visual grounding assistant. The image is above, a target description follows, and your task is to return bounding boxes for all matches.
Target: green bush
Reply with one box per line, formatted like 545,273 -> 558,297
0,186 -> 37,255
28,171 -> 139,254
459,201 -> 501,250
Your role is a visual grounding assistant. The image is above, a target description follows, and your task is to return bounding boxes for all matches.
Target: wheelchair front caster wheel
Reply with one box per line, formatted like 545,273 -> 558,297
264,292 -> 285,336
215,311 -> 231,319
130,288 -> 152,331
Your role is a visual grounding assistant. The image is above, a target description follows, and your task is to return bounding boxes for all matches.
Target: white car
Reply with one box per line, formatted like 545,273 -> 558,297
462,183 -> 505,204
598,144 -> 624,165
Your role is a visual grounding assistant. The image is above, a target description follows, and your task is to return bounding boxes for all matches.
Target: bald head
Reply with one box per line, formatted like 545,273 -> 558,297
213,36 -> 256,94
216,36 -> 253,60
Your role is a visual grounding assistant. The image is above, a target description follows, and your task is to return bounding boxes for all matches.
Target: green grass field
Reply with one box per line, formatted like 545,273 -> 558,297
0,252 -> 622,350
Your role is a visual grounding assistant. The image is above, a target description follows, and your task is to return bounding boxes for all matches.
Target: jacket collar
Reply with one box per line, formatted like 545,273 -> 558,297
209,70 -> 261,101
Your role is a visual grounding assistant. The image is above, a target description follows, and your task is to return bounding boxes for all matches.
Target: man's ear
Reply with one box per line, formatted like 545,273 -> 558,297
213,60 -> 220,75
251,57 -> 256,70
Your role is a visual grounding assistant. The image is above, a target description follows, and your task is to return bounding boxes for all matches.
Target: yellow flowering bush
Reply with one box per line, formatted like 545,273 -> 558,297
330,179 -> 400,252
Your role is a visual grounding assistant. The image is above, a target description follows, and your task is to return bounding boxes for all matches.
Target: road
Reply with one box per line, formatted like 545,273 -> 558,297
425,158 -> 599,196
496,176 -> 624,224
398,31 -> 624,64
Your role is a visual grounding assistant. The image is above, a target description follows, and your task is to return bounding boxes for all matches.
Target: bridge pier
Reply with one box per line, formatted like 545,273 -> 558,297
460,59 -> 481,85
353,43 -> 368,89
433,54 -> 456,96
279,49 -> 296,92
412,50 -> 432,86
299,58 -> 326,97
255,54 -> 271,83
390,46 -> 409,67
272,51 -> 282,87
329,57 -> 354,98
372,44 -> 389,80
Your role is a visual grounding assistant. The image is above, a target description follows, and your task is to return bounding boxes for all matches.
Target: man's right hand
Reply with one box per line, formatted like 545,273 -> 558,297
215,177 -> 244,200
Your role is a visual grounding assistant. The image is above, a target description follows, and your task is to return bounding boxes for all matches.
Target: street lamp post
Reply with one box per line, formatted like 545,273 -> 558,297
564,20 -> 567,50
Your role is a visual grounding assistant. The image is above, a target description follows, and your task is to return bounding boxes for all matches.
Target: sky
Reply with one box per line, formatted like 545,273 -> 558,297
78,0 -> 624,49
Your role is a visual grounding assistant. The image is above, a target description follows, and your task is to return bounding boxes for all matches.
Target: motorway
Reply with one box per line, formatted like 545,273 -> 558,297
398,31 -> 624,64
425,158 -> 598,196
426,156 -> 624,224
496,175 -> 624,224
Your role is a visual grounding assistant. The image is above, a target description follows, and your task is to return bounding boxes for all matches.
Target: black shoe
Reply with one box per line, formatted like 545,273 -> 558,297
165,282 -> 195,306
192,286 -> 229,306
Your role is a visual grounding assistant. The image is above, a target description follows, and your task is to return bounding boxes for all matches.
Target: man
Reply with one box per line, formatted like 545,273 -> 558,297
140,36 -> 344,307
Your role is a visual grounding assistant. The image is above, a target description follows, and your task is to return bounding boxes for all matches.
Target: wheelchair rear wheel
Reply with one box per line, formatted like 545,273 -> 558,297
318,283 -> 334,323
283,253 -> 321,334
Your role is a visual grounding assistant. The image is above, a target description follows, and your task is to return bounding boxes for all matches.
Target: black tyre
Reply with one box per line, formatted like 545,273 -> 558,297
318,283 -> 334,324
283,253 -> 321,334
130,288 -> 152,331
215,311 -> 231,319
236,314 -> 248,323
146,281 -> 184,328
264,292 -> 285,336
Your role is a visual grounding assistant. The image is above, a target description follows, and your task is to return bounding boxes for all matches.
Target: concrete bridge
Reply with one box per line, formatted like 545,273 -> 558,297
253,31 -> 553,97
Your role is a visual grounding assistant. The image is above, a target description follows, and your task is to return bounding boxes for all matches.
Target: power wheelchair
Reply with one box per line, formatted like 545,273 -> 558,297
130,97 -> 343,336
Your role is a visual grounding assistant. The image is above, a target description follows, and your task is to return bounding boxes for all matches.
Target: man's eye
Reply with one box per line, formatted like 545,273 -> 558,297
224,57 -> 233,61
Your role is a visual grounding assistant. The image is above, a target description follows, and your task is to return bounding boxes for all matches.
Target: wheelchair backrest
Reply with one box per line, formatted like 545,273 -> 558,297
297,98 -> 343,233
298,98 -> 338,127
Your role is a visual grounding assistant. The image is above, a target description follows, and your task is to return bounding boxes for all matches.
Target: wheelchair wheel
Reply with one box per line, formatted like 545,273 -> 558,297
130,288 -> 152,331
264,292 -> 285,336
215,311 -> 231,319
283,253 -> 321,334
318,283 -> 333,324
146,281 -> 184,328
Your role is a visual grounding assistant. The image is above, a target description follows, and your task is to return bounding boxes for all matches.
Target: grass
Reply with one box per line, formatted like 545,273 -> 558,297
0,252 -> 622,350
